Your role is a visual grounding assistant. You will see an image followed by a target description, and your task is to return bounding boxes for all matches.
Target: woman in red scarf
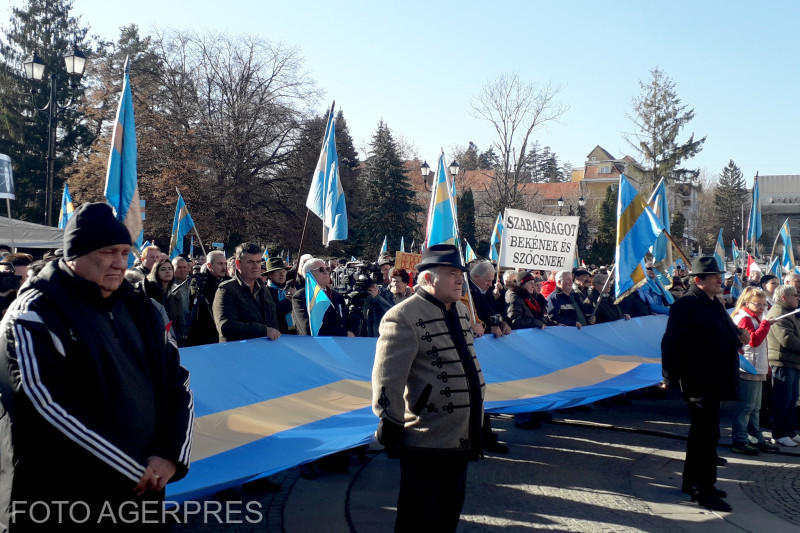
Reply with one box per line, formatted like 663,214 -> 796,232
506,272 -> 551,329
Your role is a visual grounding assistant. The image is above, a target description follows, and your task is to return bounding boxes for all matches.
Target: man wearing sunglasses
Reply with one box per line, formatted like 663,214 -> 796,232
292,258 -> 356,337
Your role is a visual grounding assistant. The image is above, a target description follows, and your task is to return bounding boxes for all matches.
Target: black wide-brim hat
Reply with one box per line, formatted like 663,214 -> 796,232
689,256 -> 725,276
416,244 -> 467,272
265,257 -> 288,273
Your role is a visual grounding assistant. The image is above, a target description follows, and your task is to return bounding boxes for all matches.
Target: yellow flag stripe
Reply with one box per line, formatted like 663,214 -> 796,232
616,193 -> 646,246
188,354 -> 659,462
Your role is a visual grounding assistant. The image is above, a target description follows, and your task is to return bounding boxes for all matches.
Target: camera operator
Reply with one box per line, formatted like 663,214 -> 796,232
359,277 -> 395,337
0,261 -> 21,317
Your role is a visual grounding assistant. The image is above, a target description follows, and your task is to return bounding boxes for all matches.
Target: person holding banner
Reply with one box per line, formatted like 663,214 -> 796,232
506,273 -> 549,330
730,288 -> 779,454
372,244 -> 484,532
468,261 -> 511,337
547,271 -> 595,328
661,256 -> 747,512
292,258 -> 356,337
213,242 -> 281,343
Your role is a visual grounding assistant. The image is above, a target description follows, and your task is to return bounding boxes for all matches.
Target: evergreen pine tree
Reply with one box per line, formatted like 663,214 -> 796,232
0,0 -> 93,222
671,212 -> 686,240
457,187 -> 476,247
627,68 -> 706,190
588,185 -> 617,264
360,121 -> 422,256
714,159 -> 748,245
478,147 -> 499,170
460,142 -> 480,171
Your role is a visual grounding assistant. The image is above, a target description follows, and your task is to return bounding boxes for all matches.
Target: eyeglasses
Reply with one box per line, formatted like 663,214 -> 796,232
314,266 -> 330,273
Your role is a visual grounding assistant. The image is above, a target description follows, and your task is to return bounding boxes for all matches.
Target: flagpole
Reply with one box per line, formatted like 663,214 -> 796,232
442,152 -> 478,325
296,210 -> 311,266
767,219 -> 787,269
5,199 -> 17,252
591,263 -> 615,317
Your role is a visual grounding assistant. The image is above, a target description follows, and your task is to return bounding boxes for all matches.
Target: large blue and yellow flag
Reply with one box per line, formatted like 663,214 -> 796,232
103,57 -> 142,250
747,176 -> 762,256
57,183 -> 75,229
262,248 -> 270,261
169,191 -> 195,260
425,154 -> 458,247
306,102 -> 347,246
714,228 -> 726,271
167,315 -> 666,501
305,271 -> 332,337
464,240 -> 478,263
647,178 -> 671,267
779,218 -> 794,270
614,175 -> 665,303
489,213 -> 503,262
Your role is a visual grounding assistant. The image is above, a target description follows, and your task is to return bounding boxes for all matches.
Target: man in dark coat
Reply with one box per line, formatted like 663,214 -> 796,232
187,250 -> 229,346
662,256 -> 746,512
586,273 -> 629,324
0,203 -> 193,530
264,257 -> 296,334
468,260 -> 511,337
213,242 -> 280,342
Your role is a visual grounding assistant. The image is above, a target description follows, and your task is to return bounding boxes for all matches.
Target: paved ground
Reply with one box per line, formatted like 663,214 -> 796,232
171,390 -> 800,532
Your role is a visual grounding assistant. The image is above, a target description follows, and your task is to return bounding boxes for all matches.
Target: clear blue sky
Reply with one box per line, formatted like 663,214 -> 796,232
7,0 -> 800,184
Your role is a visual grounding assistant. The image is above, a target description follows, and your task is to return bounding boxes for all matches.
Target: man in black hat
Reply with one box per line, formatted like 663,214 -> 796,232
372,244 -> 485,532
0,202 -> 194,529
662,256 -> 747,513
264,257 -> 295,334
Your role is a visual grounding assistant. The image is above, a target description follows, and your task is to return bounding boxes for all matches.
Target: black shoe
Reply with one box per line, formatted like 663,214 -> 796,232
514,419 -> 541,429
682,484 -> 727,498
716,456 -> 728,466
731,442 -> 759,455
484,440 -> 509,454
759,441 -> 780,452
692,490 -> 732,512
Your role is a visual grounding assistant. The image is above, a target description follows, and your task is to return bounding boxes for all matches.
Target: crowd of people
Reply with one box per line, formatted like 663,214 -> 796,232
3,212 -> 800,527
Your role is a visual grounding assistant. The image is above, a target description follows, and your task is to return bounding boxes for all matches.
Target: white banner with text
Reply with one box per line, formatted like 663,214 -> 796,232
499,208 -> 579,270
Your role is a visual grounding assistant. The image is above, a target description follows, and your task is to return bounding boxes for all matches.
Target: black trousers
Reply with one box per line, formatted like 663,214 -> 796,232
395,452 -> 468,533
683,398 -> 720,492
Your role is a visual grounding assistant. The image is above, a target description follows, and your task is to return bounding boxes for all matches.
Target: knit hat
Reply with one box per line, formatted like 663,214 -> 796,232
519,272 -> 536,285
63,202 -> 132,260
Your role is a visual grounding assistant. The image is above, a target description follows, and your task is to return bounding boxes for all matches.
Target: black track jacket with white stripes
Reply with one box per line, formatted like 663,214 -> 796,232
0,260 -> 194,522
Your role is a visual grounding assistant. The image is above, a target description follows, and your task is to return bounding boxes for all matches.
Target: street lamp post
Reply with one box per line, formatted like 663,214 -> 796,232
420,160 -> 431,191
22,45 -> 87,226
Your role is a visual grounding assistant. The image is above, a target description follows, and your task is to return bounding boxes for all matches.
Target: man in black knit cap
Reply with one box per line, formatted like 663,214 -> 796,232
0,202 -> 194,530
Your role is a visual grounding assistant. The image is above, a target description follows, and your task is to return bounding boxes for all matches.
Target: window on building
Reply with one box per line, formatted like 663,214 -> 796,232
599,166 -> 611,174
683,200 -> 691,207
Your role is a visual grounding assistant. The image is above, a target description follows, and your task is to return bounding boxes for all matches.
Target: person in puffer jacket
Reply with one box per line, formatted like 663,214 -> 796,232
730,287 -> 778,454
